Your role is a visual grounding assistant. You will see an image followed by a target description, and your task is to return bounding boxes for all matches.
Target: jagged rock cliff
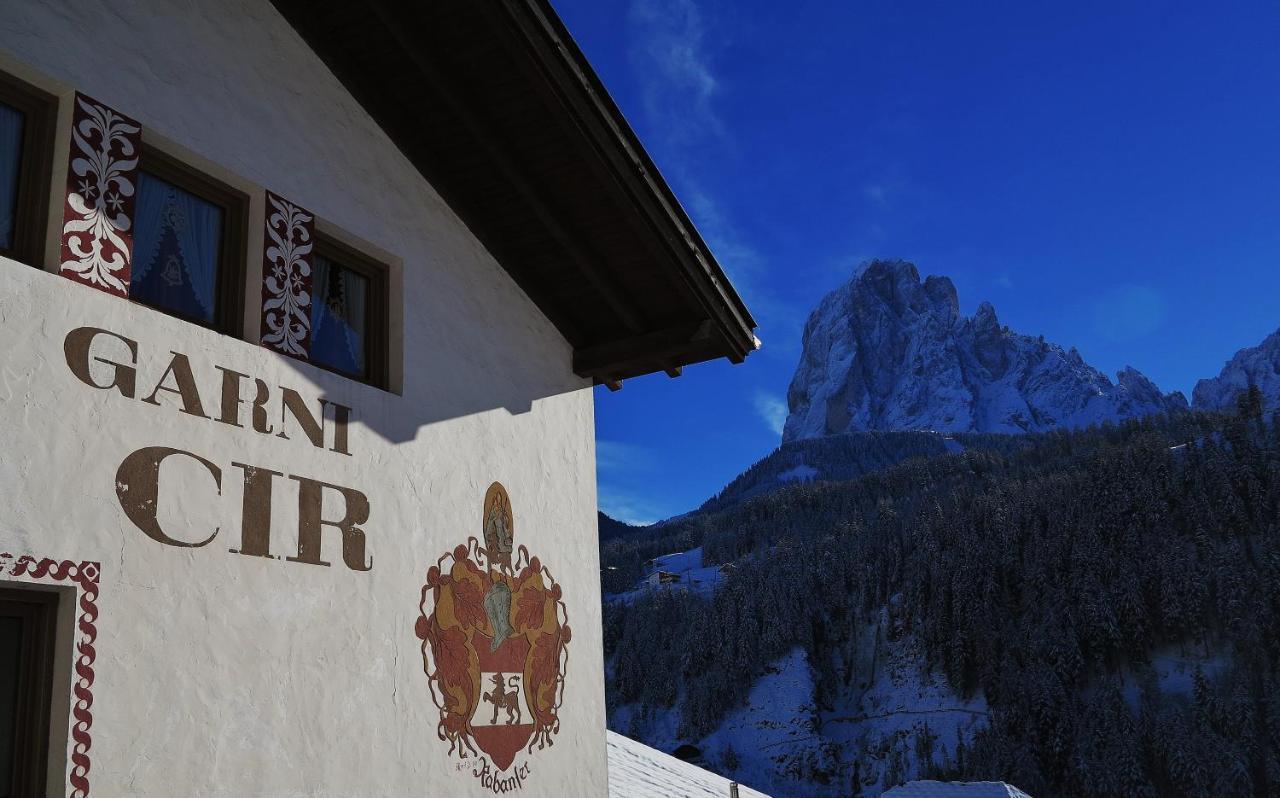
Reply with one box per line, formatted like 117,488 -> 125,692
783,260 -> 1187,441
1192,327 -> 1280,413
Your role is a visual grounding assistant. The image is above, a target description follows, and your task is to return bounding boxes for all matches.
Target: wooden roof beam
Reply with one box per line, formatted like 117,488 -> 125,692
367,0 -> 648,338
574,320 -> 712,381
492,0 -> 757,359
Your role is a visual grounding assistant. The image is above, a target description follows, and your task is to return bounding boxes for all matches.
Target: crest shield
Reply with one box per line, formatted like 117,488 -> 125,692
415,482 -> 571,785
472,632 -> 533,770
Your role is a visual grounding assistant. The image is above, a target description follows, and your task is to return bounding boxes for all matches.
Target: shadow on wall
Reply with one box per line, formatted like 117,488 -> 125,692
57,285 -> 586,451
278,346 -> 586,447
263,298 -> 587,446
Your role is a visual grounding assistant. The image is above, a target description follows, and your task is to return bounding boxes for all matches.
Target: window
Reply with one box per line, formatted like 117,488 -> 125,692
0,73 -> 55,267
130,147 -> 247,334
309,236 -> 388,387
0,589 -> 58,798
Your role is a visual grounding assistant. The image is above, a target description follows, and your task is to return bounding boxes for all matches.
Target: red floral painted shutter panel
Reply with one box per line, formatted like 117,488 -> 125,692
260,191 -> 315,358
59,93 -> 141,296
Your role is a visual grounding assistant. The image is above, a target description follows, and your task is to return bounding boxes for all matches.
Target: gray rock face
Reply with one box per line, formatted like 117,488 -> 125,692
783,260 -> 1188,442
1192,328 -> 1280,412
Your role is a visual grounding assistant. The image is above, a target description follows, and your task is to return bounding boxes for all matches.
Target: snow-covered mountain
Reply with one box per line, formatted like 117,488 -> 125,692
1192,326 -> 1280,413
784,260 -> 1187,442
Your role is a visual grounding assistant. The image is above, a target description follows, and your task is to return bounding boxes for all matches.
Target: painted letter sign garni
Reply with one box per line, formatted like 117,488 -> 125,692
64,325 -> 370,571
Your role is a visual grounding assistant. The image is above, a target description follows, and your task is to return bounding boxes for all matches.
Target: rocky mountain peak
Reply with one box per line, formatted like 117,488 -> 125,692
782,261 -> 1186,442
1192,327 -> 1280,413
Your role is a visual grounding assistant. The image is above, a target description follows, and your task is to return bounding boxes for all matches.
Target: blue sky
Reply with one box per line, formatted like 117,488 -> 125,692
553,0 -> 1280,525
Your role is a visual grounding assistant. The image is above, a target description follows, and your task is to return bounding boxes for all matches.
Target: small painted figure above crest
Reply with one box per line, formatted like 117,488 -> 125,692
483,482 -> 514,570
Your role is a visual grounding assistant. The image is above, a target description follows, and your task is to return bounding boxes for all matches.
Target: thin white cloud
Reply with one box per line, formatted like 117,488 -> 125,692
597,483 -> 665,527
595,439 -> 654,473
753,391 -> 788,437
596,440 -> 669,524
628,0 -> 724,146
626,0 -> 809,358
994,274 -> 1014,289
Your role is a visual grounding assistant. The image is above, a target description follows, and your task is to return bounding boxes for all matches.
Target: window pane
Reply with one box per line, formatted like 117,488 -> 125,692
0,616 -> 21,794
0,102 -> 25,252
131,171 -> 223,323
310,253 -> 369,378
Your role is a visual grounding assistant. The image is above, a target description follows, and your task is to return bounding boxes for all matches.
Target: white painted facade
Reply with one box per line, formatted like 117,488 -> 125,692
0,2 -> 608,796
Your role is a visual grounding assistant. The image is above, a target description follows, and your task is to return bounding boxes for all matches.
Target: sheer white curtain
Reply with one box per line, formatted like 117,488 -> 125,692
342,269 -> 367,370
310,254 -> 367,376
130,173 -> 170,283
130,173 -> 222,320
172,187 -> 220,316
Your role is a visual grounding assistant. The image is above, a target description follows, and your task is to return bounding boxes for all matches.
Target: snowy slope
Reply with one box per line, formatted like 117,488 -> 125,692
607,547 -> 730,604
613,618 -> 988,798
821,609 -> 989,797
784,260 -> 1186,441
608,730 -> 771,798
883,781 -> 1032,797
699,648 -> 833,797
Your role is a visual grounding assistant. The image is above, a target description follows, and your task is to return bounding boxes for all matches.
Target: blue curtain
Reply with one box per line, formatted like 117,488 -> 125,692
310,253 -> 368,377
130,172 -> 222,322
0,102 -> 25,251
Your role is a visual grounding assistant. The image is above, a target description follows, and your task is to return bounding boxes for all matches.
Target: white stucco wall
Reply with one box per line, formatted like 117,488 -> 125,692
0,2 -> 607,796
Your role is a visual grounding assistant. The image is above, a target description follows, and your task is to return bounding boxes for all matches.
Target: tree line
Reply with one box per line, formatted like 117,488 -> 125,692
603,398 -> 1280,796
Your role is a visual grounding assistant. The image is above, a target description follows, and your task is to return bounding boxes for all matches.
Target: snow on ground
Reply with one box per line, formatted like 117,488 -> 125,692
651,548 -> 705,573
883,781 -> 1032,797
822,610 -> 988,796
608,730 -> 771,798
611,609 -> 989,797
700,648 -> 827,796
612,649 -> 829,796
1118,645 -> 1230,709
607,547 -> 731,604
606,545 -> 732,602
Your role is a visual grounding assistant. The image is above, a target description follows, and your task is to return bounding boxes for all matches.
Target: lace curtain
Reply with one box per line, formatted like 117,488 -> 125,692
130,172 -> 222,321
310,253 -> 368,377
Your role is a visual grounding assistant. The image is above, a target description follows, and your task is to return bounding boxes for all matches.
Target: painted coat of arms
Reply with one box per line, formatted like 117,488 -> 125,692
416,483 -> 571,790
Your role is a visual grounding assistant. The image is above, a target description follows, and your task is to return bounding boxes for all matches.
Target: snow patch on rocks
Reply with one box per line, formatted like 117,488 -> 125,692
1192,326 -> 1280,412
784,261 -> 1186,442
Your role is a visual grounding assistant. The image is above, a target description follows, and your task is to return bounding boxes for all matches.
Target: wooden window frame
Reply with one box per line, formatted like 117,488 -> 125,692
0,71 -> 56,268
131,145 -> 249,337
0,588 -> 59,798
311,233 -> 390,390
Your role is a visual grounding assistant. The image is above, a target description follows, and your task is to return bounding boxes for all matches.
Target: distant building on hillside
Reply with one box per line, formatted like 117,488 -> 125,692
646,569 -> 683,588
884,780 -> 1033,798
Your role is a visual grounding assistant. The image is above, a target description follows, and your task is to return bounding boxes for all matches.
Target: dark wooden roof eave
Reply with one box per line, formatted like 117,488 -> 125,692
270,0 -> 758,386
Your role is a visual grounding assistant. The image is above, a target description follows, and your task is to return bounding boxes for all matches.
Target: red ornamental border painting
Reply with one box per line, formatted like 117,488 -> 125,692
416,483 -> 571,792
59,93 -> 141,296
0,553 -> 100,798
